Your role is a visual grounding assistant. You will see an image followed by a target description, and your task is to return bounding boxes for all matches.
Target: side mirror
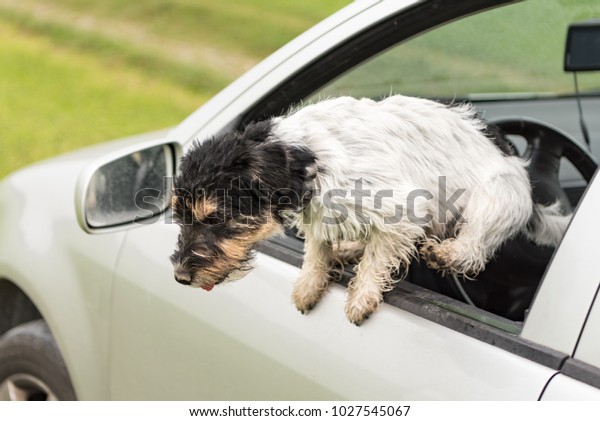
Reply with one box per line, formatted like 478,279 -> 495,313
75,139 -> 182,233
565,20 -> 600,71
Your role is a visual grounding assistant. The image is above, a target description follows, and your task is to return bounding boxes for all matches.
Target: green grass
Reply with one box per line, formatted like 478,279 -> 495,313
0,23 -> 205,177
316,0 -> 600,99
0,0 -> 350,178
18,0 -> 350,58
0,8 -> 231,96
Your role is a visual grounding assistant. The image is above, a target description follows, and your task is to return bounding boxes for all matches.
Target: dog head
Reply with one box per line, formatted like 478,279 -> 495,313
170,121 -> 316,291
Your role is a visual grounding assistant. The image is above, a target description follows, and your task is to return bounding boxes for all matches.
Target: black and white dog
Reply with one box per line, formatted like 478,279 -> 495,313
170,95 -> 568,325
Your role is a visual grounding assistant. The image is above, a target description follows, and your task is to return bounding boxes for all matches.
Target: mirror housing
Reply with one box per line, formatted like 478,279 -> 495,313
565,19 -> 600,71
75,139 -> 182,233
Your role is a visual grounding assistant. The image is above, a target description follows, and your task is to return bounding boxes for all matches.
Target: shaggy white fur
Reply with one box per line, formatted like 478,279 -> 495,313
268,95 -> 569,324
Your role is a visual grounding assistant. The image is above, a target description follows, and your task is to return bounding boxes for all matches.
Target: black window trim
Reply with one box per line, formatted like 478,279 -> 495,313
258,238 -> 568,370
561,359 -> 600,390
248,0 -> 573,372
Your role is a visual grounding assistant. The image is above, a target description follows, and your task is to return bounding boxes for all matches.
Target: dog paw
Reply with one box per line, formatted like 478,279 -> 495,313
292,279 -> 326,315
420,238 -> 484,277
345,290 -> 381,326
292,291 -> 321,315
420,238 -> 456,272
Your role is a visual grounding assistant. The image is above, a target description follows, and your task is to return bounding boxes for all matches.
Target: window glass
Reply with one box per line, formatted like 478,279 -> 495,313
311,0 -> 600,101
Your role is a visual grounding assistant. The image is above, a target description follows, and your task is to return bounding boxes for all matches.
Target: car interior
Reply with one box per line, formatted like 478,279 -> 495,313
244,0 -> 600,329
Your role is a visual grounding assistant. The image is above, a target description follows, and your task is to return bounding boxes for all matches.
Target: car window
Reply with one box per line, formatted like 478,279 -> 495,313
310,0 -> 600,101
309,0 -> 600,188
274,0 -> 599,326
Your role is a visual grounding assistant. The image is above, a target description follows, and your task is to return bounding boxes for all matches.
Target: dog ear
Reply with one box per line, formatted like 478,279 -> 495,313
223,132 -> 288,219
236,142 -> 317,220
230,121 -> 280,172
266,145 -> 317,219
230,138 -> 286,180
242,120 -> 273,143
236,121 -> 318,218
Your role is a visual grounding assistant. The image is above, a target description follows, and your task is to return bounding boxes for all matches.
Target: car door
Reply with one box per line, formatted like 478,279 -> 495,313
538,285 -> 600,400
539,208 -> 600,401
108,0 -> 598,399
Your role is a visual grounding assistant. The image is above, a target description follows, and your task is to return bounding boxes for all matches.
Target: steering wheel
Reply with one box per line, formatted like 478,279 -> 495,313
491,116 -> 598,211
447,117 -> 598,320
408,117 -> 598,320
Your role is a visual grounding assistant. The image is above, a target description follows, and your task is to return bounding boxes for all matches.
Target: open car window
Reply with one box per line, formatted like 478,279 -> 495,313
312,0 -> 600,102
292,0 -> 599,319
311,0 -> 600,189
247,0 -> 600,368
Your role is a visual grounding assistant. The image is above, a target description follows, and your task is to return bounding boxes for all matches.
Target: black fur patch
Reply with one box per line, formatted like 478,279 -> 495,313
170,119 -> 317,271
484,124 -> 518,157
174,120 -> 317,221
284,145 -> 318,210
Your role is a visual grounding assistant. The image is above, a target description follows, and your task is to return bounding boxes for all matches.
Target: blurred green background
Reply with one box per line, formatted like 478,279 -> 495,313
0,0 -> 350,178
4,0 -> 600,180
315,0 -> 600,99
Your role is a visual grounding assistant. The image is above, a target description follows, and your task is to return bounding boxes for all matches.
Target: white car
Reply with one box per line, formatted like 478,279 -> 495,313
1,0 -> 600,400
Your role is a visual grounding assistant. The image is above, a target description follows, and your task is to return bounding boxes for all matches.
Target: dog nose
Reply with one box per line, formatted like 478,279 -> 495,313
174,267 -> 192,285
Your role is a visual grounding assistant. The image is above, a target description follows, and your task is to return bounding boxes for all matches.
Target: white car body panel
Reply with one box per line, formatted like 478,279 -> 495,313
0,160 -> 124,400
521,174 -> 600,354
110,217 -> 556,400
572,296 -> 600,368
0,129 -> 170,400
541,374 -> 600,401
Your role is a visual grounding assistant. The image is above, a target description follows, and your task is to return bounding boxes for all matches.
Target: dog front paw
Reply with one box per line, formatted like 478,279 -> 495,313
345,290 -> 382,326
292,288 -> 322,314
292,273 -> 328,315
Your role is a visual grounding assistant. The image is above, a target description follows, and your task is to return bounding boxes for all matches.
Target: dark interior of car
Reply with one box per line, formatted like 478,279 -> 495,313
408,116 -> 597,322
408,21 -> 600,322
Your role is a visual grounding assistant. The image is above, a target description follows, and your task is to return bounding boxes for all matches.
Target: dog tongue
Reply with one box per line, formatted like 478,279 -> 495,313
201,284 -> 214,292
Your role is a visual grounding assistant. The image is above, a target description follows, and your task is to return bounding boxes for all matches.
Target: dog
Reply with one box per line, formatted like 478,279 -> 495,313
169,95 -> 569,325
